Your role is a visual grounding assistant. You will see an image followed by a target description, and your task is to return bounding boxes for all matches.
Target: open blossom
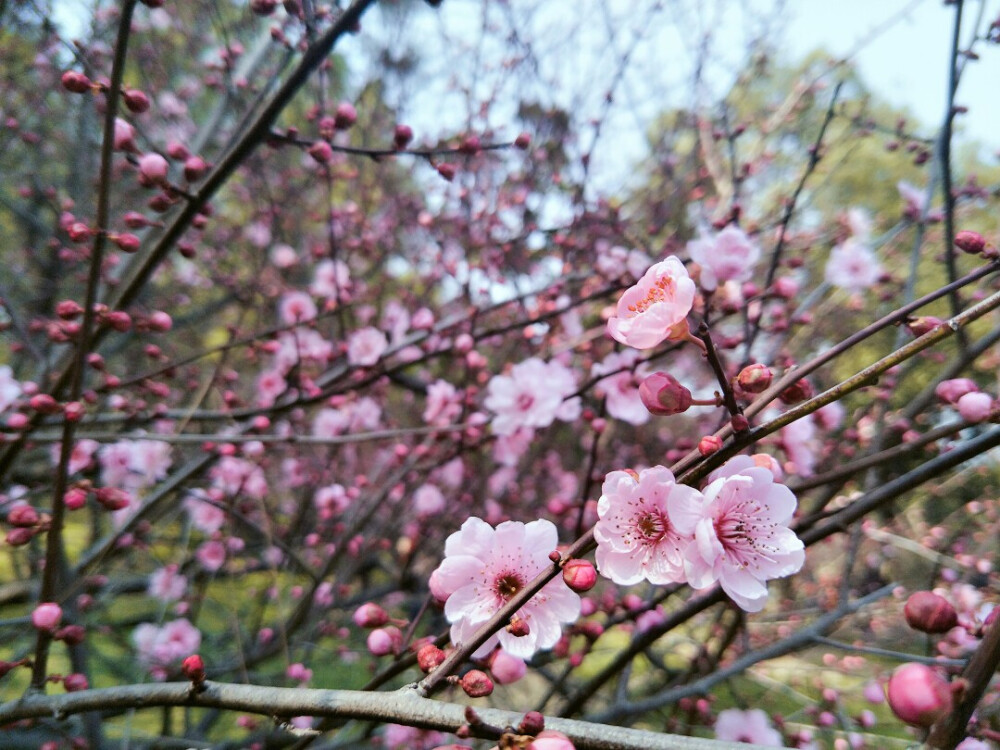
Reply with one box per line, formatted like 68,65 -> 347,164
714,708 -> 783,746
484,358 -> 580,436
431,517 -> 581,659
278,291 -> 318,324
347,326 -> 388,366
670,457 -> 804,612
607,256 -> 695,349
686,225 -> 761,291
591,350 -> 649,425
0,365 -> 22,412
133,618 -> 202,674
423,379 -> 463,425
594,467 -> 699,585
824,238 -> 881,293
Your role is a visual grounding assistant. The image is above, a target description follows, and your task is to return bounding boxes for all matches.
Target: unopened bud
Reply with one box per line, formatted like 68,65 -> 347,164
61,70 -> 92,93
460,669 -> 494,698
562,559 -> 597,593
123,89 -> 150,113
518,711 -> 546,736
393,124 -> 413,149
886,663 -> 952,727
7,504 -> 40,527
736,364 -> 772,394
905,316 -> 945,337
352,602 -> 389,628
954,230 -> 985,255
507,616 -> 530,638
698,435 -> 723,456
29,394 -> 62,414
416,644 -> 446,673
779,378 -> 813,404
334,101 -> 357,129
308,140 -> 333,163
181,654 -> 206,684
639,372 -> 692,416
436,162 -> 457,181
904,591 -> 958,634
31,602 -> 63,631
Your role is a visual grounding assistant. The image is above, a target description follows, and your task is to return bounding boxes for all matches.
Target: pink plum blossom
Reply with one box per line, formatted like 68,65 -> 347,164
936,378 -> 978,404
594,466 -> 699,585
310,259 -> 351,299
278,291 -> 317,324
184,494 -> 226,534
670,457 -> 805,612
686,225 -> 761,291
347,327 -> 388,366
607,256 -> 696,349
133,618 -> 202,675
824,238 -> 881,293
431,517 -> 581,659
196,540 -> 227,571
591,350 -> 650,426
423,380 -> 463,426
714,708 -> 783,746
31,602 -> 63,631
484,358 -> 580,436
149,565 -> 187,601
0,365 -> 22,412
413,483 -> 446,516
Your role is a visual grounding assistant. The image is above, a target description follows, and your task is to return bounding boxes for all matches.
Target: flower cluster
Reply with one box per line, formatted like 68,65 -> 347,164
595,456 -> 804,612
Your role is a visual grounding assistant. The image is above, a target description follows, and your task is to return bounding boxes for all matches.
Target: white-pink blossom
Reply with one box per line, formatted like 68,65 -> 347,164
413,483 -> 446,516
310,259 -> 351,299
133,618 -> 201,673
196,540 -> 227,571
184,493 -> 226,534
211,456 -> 267,499
714,708 -> 783,746
670,457 -> 805,612
0,365 -> 22,412
347,327 -> 388,366
591,350 -> 649,426
431,517 -> 581,659
278,291 -> 317,325
423,379 -> 462,425
594,466 -> 699,585
484,358 -> 580,436
825,238 -> 881,293
607,256 -> 696,349
149,565 -> 187,601
686,225 -> 761,291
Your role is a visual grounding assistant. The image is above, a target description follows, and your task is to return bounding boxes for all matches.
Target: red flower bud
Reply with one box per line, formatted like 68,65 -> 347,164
250,0 -> 278,14
183,156 -> 209,182
954,230 -> 985,255
562,559 -> 597,593
416,644 -> 446,673
904,591 -> 958,634
63,673 -> 89,692
7,504 -> 40,527
639,372 -> 692,416
886,663 -> 952,727
56,300 -> 84,319
905,316 -> 945,337
181,654 -> 206,684
105,311 -> 132,331
352,602 -> 389,628
460,669 -> 494,698
6,527 -> 35,546
94,486 -> 130,511
698,435 -> 723,456
29,394 -> 62,414
436,162 -> 457,181
736,363 -> 772,394
64,487 -> 88,510
514,132 -> 531,149
334,101 -> 357,129
393,124 -> 413,149
54,624 -> 86,645
308,140 -> 333,163
61,70 -> 92,93
123,89 -> 150,114
67,222 -> 92,242
31,602 -> 63,631
779,378 -> 813,404
518,711 -> 546,736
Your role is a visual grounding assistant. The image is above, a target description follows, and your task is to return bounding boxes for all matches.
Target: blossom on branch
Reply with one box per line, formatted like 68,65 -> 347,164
484,358 -> 580,436
607,256 -> 696,349
686,225 -> 761,292
430,517 -> 581,659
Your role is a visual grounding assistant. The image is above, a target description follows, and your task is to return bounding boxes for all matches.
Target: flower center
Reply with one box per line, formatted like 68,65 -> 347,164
494,572 -> 524,602
627,275 -> 675,314
516,392 -> 535,411
636,509 -> 667,543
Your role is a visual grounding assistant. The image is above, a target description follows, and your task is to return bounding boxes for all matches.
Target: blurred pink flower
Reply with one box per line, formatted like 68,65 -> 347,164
431,517 -> 581,659
825,238 -> 881,293
686,225 -> 761,291
607,256 -> 695,349
278,291 -> 317,324
671,457 -> 804,612
957,391 -> 993,423
594,466 -> 699,585
484,358 -> 579,436
133,618 -> 201,674
0,365 -> 23,412
149,565 -> 187,601
423,379 -> 462,425
714,708 -> 783,746
347,326 -> 388,366
591,350 -> 649,425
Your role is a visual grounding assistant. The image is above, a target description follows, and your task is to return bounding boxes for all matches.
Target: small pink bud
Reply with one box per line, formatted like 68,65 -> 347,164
562,559 -> 597,593
393,124 -> 413,149
67,222 -> 92,242
886,662 -> 952,727
459,135 -> 481,155
181,654 -> 206,684
56,300 -> 84,319
508,616 -> 530,638
489,650 -> 526,685
7,413 -> 28,430
460,669 -> 494,698
366,626 -> 401,656
639,372 -> 692,416
906,315 -> 945,337
137,153 -> 169,187
517,711 -> 546,736
63,401 -> 85,422
736,364 -> 772,394
936,378 -> 978,405
166,141 -> 190,160
698,435 -> 723,456
123,89 -> 150,113
30,394 -> 62,414
94,486 -> 130,511
64,487 -> 88,510
183,156 -> 208,181
773,276 -> 799,299
779,378 -> 813,404
334,101 -> 357,129
6,527 -> 35,546
105,311 -> 132,332
955,230 -> 985,255
436,162 -> 457,181
416,644 -> 446,673
54,624 -> 86,645
904,591 -> 958,633
31,602 -> 63,631
308,140 -> 333,163
957,391 -> 993,423
514,132 -> 531,149
7,504 -> 40,527
113,118 -> 137,151
250,0 -> 278,14
62,673 -> 89,692
352,602 -> 389,628
730,414 -> 749,432
61,70 -> 91,93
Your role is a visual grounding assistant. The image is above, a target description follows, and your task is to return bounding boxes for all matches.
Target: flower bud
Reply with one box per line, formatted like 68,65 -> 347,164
7,504 -> 39,527
886,663 -> 952,727
955,230 -> 985,255
63,673 -> 89,692
529,730 -> 575,749
698,435 -> 723,456
366,626 -> 401,656
106,311 -> 132,331
508,616 -> 530,638
779,378 -> 813,404
562,559 -> 597,593
334,101 -> 357,129
736,364 -> 772,394
514,132 -> 531,149
436,162 -> 457,181
308,140 -> 333,163
54,624 -> 86,645
94,486 -> 130,511
639,372 -> 692,416
181,654 -> 206,684
31,602 -> 63,631
56,300 -> 84,319
113,118 -> 137,152
393,124 -> 413,149
904,591 -> 958,634
123,89 -> 150,113
460,669 -> 494,698
137,153 -> 169,187
935,378 -> 978,405
30,394 -> 62,414
905,316 -> 945,337
64,487 -> 88,510
6,527 -> 35,546
416,644 -> 446,673
61,70 -> 91,93
518,711 -> 546,735
67,222 -> 92,242
957,392 -> 993,423
183,156 -> 208,182
352,602 -> 389,628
